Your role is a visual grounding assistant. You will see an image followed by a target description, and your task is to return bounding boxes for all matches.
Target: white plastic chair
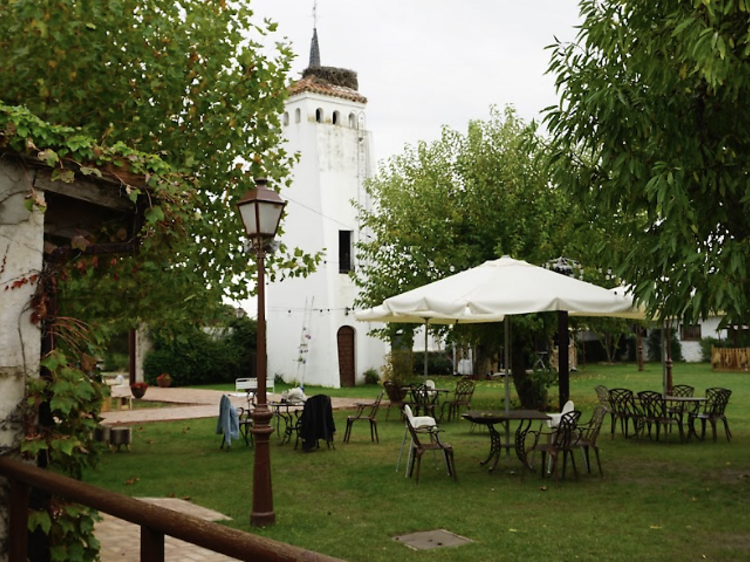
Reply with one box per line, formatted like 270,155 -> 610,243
396,405 -> 436,476
546,400 -> 575,429
425,379 -> 438,400
540,400 -> 574,473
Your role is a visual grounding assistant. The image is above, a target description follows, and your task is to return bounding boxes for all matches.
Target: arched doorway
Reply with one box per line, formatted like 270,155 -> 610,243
337,326 -> 355,387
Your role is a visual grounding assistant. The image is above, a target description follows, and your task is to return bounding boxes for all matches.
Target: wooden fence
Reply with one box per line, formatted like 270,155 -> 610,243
711,346 -> 750,371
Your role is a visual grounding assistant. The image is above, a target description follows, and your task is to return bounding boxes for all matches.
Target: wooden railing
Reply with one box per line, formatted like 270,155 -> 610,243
0,455 -> 344,562
711,346 -> 750,371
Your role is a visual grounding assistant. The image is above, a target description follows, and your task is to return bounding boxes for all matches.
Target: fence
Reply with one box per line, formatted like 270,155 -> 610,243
0,455 -> 344,562
711,346 -> 750,371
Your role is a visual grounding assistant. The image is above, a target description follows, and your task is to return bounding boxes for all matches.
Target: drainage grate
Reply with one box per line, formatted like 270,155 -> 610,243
393,529 -> 472,550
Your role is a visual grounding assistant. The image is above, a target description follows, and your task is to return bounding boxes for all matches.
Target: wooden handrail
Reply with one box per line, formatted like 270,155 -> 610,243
0,456 -> 344,562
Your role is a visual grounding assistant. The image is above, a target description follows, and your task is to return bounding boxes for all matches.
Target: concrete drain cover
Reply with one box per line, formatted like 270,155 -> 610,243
393,529 -> 472,550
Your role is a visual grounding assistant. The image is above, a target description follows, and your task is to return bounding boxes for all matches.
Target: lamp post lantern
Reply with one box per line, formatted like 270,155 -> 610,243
237,178 -> 286,527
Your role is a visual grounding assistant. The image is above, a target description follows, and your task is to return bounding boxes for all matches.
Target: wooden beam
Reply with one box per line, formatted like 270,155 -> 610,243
34,169 -> 134,212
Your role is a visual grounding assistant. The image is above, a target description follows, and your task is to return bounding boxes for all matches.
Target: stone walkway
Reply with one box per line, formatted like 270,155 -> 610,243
101,385 -> 362,425
96,385 -> 363,561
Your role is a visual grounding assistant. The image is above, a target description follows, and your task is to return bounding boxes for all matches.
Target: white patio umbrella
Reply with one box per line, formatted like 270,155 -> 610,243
356,256 -> 643,411
378,256 -> 640,319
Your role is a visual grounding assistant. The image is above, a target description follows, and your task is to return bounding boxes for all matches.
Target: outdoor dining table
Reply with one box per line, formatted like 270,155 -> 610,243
462,409 -> 551,472
269,401 -> 305,443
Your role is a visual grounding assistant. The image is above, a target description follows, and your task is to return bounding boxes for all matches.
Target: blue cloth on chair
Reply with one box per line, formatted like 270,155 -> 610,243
217,394 -> 240,447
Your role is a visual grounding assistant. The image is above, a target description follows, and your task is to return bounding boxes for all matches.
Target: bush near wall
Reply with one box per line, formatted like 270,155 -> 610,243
647,328 -> 684,362
412,351 -> 453,376
144,317 -> 256,386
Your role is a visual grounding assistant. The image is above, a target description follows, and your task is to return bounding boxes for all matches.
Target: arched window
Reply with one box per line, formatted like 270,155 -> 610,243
348,112 -> 357,128
315,108 -> 323,123
295,108 -> 301,123
332,110 -> 340,125
282,112 -> 289,126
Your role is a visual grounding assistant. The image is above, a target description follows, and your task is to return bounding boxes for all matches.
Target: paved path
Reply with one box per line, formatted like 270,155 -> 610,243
97,386 -> 363,561
101,385 -> 362,425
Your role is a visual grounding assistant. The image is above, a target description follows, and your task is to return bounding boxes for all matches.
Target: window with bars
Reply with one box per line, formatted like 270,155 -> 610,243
680,324 -> 702,341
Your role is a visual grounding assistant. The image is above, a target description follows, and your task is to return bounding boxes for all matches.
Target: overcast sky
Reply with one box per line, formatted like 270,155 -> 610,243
250,0 -> 584,165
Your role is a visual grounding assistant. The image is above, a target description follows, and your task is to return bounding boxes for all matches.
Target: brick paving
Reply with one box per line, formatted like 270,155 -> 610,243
96,385 -> 363,561
97,499 -> 238,562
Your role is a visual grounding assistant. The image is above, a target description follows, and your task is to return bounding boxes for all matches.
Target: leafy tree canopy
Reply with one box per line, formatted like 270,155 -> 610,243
545,0 -> 750,325
355,106 -> 586,311
0,0 -> 321,329
353,107 -> 613,403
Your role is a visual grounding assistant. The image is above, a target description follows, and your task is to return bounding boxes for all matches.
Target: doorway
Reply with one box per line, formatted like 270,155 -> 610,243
337,326 -> 355,387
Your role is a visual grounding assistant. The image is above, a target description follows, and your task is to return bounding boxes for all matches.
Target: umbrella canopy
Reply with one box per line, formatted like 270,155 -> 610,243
355,256 -> 644,413
366,256 -> 641,321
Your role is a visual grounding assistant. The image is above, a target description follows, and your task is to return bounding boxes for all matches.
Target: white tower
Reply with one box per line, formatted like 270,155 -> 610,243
265,28 -> 386,388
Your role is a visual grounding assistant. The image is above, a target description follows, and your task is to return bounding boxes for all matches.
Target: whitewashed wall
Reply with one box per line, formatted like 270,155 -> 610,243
265,90 -> 386,388
0,160 -> 44,558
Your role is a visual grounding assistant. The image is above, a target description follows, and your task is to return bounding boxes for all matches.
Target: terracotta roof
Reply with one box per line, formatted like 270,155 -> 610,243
288,76 -> 367,104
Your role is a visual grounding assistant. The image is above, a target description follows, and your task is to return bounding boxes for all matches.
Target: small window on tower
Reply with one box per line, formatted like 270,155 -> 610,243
282,112 -> 289,126
316,108 -> 323,123
348,112 -> 356,128
339,230 -> 353,273
332,110 -> 340,125
295,108 -> 301,123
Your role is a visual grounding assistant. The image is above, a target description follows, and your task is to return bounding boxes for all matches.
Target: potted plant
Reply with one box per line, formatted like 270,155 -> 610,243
156,373 -> 172,387
130,381 -> 148,399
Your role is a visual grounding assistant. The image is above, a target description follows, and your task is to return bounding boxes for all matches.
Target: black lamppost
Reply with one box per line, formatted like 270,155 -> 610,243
237,178 -> 286,527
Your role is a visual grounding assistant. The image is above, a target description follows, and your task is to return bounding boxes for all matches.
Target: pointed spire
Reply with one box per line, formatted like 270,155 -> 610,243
309,27 -> 320,68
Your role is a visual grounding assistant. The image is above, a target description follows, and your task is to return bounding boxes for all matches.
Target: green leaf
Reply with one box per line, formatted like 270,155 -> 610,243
28,510 -> 52,534
144,206 -> 165,224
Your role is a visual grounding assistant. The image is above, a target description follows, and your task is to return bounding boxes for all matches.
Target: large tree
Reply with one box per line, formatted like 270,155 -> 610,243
0,0 -> 319,328
355,107 -> 596,406
545,0 -> 750,325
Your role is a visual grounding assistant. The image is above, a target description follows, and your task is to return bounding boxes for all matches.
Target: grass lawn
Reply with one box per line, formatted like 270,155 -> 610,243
85,362 -> 750,562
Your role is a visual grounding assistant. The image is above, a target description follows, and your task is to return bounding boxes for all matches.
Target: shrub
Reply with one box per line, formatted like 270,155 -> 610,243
102,351 -> 129,372
144,316 -> 257,386
363,368 -> 380,385
700,337 -> 721,362
380,350 -> 412,387
412,351 -> 453,376
647,328 -> 684,362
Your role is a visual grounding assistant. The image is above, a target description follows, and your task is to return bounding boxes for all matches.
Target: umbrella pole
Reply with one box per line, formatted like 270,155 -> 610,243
558,311 -> 570,412
504,317 -> 510,414
504,317 -> 511,458
424,322 -> 429,378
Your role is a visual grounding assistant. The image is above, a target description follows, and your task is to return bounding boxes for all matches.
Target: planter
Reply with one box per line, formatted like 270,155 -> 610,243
156,374 -> 172,388
131,386 -> 147,399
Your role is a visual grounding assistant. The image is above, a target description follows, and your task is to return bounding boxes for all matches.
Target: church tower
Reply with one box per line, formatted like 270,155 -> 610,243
265,27 -> 385,387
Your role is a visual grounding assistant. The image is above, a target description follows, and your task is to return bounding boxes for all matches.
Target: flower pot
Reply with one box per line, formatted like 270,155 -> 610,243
131,386 -> 147,399
156,376 -> 172,388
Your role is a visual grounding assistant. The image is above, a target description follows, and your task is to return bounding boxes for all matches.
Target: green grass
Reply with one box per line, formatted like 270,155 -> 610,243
85,362 -> 750,561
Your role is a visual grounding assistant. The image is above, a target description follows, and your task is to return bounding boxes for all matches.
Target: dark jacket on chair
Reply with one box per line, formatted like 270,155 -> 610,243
298,394 -> 335,451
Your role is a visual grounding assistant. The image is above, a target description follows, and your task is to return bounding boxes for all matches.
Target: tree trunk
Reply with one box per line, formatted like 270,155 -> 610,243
510,336 -> 540,409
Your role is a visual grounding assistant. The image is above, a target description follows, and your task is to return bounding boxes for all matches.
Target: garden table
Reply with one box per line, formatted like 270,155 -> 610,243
269,401 -> 304,442
462,409 -> 551,472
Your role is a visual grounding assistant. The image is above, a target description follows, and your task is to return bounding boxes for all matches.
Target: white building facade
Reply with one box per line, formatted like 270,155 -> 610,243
265,35 -> 386,387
